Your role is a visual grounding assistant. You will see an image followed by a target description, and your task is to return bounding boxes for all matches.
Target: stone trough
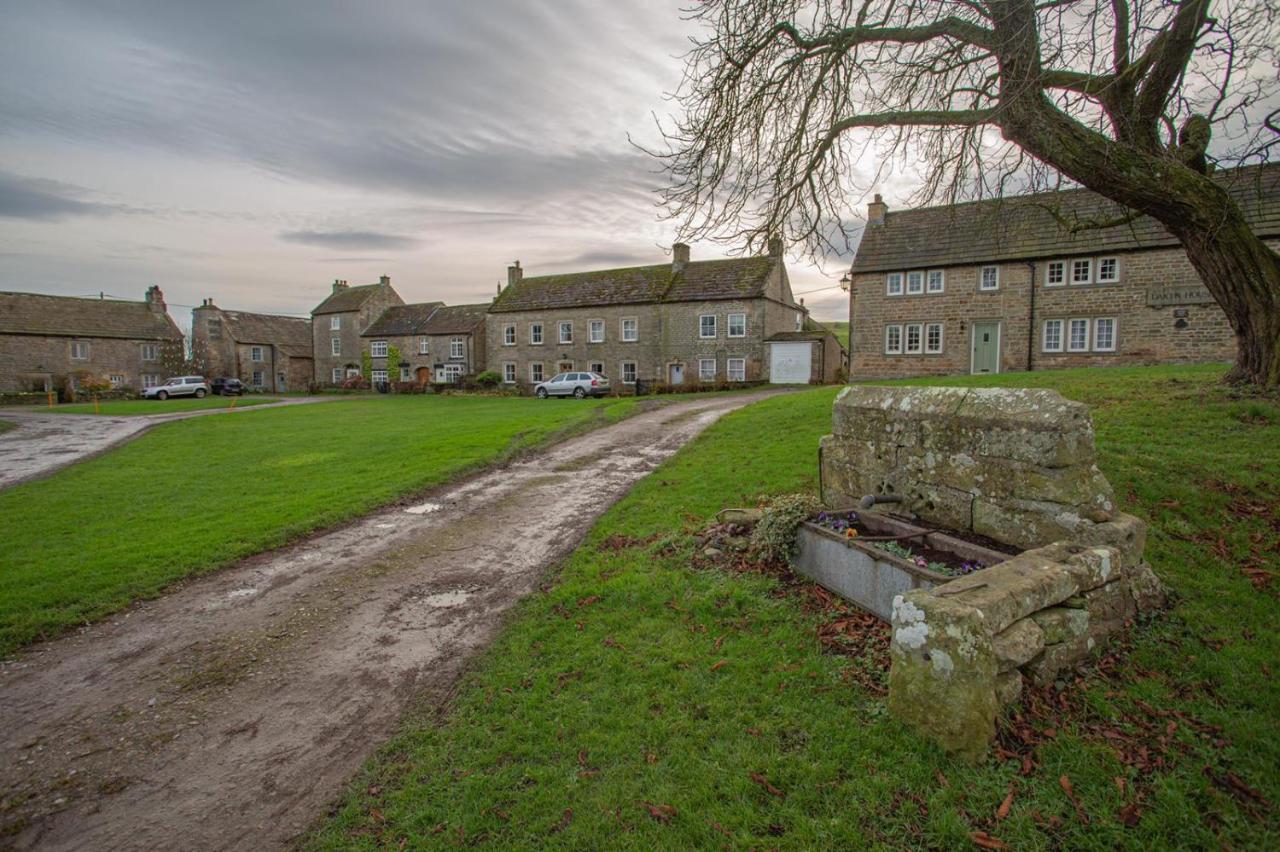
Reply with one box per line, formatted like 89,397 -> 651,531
815,386 -> 1166,760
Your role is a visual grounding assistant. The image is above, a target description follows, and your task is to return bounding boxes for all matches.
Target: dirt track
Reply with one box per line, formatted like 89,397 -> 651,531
0,391 -> 782,850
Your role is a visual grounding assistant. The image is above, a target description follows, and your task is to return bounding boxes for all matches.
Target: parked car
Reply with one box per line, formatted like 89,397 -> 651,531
142,376 -> 210,400
534,371 -> 611,399
210,377 -> 244,396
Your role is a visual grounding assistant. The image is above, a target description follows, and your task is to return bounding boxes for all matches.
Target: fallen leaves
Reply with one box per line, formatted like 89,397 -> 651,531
969,830 -> 1009,849
748,772 -> 785,798
1059,775 -> 1090,824
641,802 -> 677,824
709,659 -> 728,672
996,785 -> 1015,821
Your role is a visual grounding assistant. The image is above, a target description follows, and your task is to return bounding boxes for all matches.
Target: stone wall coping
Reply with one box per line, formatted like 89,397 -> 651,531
834,385 -> 1092,432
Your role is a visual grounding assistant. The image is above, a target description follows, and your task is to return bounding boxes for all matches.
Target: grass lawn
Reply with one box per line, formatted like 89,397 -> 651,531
36,396 -> 282,415
0,394 -> 635,655
821,319 -> 850,349
309,364 -> 1279,849
0,420 -> 14,436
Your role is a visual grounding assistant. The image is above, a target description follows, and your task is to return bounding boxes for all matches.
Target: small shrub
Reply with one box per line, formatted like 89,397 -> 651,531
749,493 -> 822,563
341,375 -> 370,390
474,370 -> 502,389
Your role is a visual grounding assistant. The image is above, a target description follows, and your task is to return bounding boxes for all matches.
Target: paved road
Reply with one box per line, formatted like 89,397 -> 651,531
0,397 -> 344,491
0,389 -> 784,850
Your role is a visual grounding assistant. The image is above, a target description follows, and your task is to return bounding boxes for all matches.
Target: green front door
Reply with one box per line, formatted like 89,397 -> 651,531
971,322 -> 1001,374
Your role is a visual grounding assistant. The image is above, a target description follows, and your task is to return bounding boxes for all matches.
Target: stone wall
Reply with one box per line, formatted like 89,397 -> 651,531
821,386 -> 1117,549
0,334 -> 169,392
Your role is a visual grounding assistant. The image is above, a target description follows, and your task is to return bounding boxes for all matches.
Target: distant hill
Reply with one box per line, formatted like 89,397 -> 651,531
820,321 -> 850,349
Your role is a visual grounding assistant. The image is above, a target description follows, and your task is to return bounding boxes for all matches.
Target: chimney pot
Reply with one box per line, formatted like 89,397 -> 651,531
868,193 -> 889,225
332,278 -> 348,294
379,274 -> 390,286
672,242 -> 690,272
145,285 -> 166,313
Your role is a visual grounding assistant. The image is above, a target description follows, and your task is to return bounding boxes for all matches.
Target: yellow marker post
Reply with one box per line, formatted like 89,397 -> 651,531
93,394 -> 100,415
230,397 -> 237,409
47,391 -> 54,408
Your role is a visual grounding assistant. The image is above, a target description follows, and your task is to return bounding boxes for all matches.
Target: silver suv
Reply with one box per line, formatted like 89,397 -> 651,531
142,376 -> 210,400
535,371 -> 611,399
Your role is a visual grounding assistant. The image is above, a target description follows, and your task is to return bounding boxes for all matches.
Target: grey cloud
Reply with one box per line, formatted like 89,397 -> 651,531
550,249 -> 659,269
0,172 -> 130,221
279,231 -> 418,250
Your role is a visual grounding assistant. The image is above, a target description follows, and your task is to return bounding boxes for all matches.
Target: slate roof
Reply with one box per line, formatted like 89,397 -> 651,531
852,163 -> 1280,273
361,302 -> 445,337
419,303 -> 489,334
311,283 -> 381,315
0,291 -> 181,340
220,310 -> 312,349
489,256 -> 778,313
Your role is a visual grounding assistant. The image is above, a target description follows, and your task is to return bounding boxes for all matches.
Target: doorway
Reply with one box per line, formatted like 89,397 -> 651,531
970,322 -> 1001,374
669,363 -> 684,385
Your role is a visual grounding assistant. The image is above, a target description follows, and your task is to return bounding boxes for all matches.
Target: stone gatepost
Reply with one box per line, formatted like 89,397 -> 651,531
820,386 -> 1165,760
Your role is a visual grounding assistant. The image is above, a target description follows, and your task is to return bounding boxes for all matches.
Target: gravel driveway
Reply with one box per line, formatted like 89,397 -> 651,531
0,397 -> 343,491
0,389 -> 784,850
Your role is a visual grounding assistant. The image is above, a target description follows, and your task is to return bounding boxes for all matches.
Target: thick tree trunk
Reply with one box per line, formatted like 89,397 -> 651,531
1168,216 -> 1280,387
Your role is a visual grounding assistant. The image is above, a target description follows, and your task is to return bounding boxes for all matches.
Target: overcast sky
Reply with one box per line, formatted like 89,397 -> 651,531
0,0 -> 862,324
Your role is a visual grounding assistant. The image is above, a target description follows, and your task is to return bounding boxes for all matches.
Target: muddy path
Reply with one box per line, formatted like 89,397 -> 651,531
0,390 -> 785,850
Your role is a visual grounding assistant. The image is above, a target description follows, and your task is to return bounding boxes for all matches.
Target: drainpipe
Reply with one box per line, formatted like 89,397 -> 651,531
1025,261 -> 1037,372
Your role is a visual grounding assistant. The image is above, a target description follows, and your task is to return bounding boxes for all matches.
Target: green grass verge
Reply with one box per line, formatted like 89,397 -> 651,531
821,319 -> 850,349
308,364 -> 1279,849
0,420 -> 14,436
37,396 -> 282,415
0,395 -> 636,654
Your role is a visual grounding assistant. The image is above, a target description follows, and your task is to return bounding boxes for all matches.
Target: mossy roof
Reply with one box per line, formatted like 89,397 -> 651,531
852,162 -> 1280,274
311,283 -> 381,315
490,256 -> 777,313
0,291 -> 182,340
362,302 -> 444,337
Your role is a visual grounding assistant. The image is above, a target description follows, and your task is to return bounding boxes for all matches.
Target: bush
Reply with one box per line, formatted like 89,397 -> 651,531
473,370 -> 502,389
341,375 -> 370,390
749,493 -> 822,563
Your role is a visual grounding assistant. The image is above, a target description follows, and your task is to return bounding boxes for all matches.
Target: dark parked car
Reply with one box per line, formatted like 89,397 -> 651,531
210,377 -> 244,396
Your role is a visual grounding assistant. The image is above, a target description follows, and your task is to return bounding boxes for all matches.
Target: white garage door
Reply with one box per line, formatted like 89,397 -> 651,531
769,342 -> 811,384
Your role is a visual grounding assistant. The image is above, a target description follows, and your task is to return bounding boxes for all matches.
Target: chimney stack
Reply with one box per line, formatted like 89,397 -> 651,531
767,235 -> 783,257
672,242 -> 690,273
507,260 -> 523,288
332,278 -> 348,294
145,285 -> 166,313
379,274 -> 390,286
868,193 -> 888,225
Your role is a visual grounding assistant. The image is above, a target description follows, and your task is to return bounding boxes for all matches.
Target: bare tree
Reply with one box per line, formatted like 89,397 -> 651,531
652,0 -> 1280,386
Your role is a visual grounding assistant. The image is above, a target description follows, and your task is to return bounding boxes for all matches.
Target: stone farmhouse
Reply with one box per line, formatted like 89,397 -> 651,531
310,276 -> 405,385
360,302 -> 489,384
191,299 -> 313,392
847,163 -> 1279,378
486,241 -> 841,388
0,286 -> 183,393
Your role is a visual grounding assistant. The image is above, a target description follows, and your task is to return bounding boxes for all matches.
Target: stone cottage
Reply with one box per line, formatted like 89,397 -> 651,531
846,163 -> 1279,378
311,276 -> 405,385
359,302 -> 488,385
191,299 -> 313,392
486,241 -> 841,388
0,286 -> 183,393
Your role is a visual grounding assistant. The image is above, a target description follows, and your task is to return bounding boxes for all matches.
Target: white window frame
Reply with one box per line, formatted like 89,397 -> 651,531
108,374 -> 125,387
926,270 -> 945,293
904,323 -> 923,354
330,316 -> 341,331
589,361 -> 604,375
399,365 -> 411,381
143,374 -> 160,389
886,272 -> 904,296
589,319 -> 605,343
371,369 -> 388,384
924,322 -> 944,354
418,337 -> 429,355
621,361 -> 637,384
71,341 -> 90,360
503,323 -> 516,346
331,337 -> 341,356
979,266 -> 1000,291
530,362 -> 544,383
1067,318 -> 1090,352
620,317 -> 638,342
884,324 -> 903,355
251,346 -> 263,362
698,358 -> 716,381
906,271 -> 925,295
252,370 -> 264,387
1070,258 -> 1092,285
502,362 -> 517,383
727,313 -> 746,338
141,343 -> 158,361
1045,261 -> 1066,287
442,364 -> 463,381
1096,257 -> 1119,284
699,314 -> 717,338
450,337 -> 465,359
1093,317 -> 1117,351
558,321 -> 572,344
727,358 -> 746,382
346,367 -> 360,378
530,323 -> 544,345
332,367 -> 343,383
1042,319 -> 1064,352
370,341 -> 388,358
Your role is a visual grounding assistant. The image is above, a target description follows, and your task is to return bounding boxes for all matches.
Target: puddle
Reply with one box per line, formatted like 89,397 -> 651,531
228,588 -> 258,599
404,502 -> 443,515
422,590 -> 472,607
375,523 -> 396,529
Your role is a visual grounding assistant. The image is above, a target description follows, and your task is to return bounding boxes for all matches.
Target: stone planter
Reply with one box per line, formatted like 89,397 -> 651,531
793,511 -> 1010,620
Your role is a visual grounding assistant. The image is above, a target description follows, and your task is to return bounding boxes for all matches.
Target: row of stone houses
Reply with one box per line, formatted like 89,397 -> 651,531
846,162 -> 1278,378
